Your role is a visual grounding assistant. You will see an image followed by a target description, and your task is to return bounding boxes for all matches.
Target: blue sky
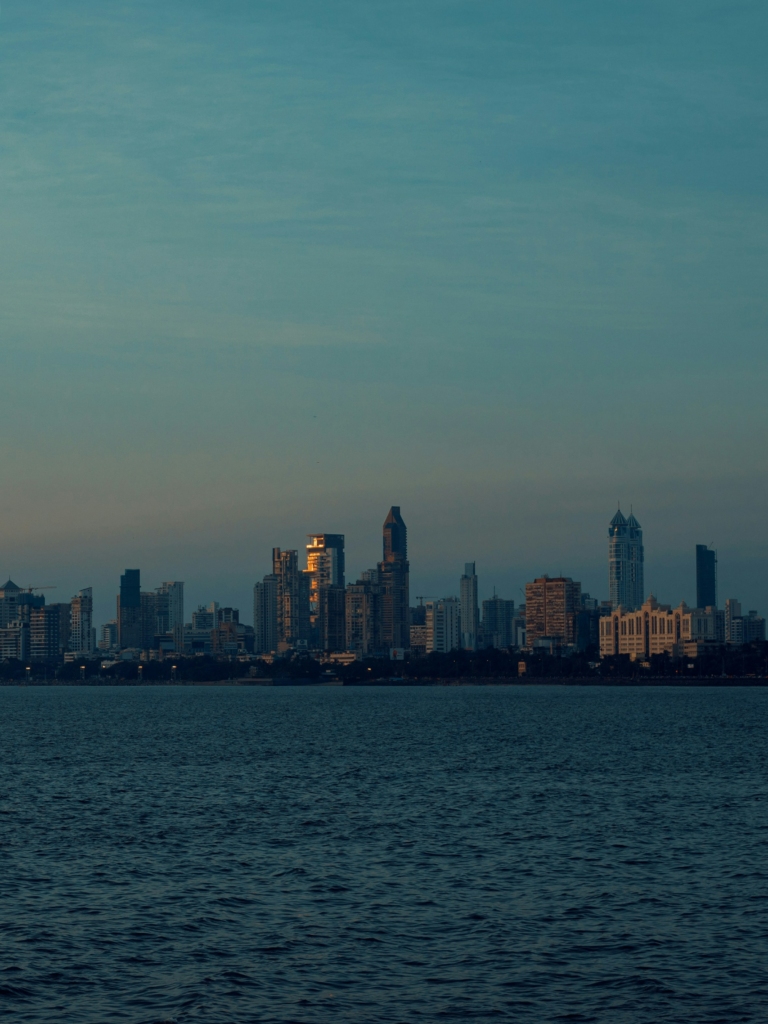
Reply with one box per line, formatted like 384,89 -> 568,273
1,1 -> 766,625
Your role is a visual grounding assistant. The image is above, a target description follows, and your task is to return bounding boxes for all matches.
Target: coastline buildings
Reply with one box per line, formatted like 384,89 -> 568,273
2,503 -> 766,668
609,510 -> 644,611
600,597 -> 719,659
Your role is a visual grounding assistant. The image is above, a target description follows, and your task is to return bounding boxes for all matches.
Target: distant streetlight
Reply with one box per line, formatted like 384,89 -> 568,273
171,664 -> 177,683
25,666 -> 31,683
138,664 -> 143,683
80,665 -> 85,682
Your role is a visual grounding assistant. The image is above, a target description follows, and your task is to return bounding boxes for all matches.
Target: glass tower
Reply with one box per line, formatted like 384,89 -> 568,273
608,510 -> 644,611
695,545 -> 717,609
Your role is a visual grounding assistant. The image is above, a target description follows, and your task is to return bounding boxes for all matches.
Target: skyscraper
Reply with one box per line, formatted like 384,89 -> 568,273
345,576 -> 383,656
481,595 -> 515,648
695,545 -> 717,609
377,507 -> 410,651
70,587 -> 94,655
253,574 -> 278,654
305,534 -> 346,652
460,562 -> 479,650
608,510 -> 644,611
117,569 -> 142,649
525,575 -> 582,645
272,548 -> 310,651
425,598 -> 460,653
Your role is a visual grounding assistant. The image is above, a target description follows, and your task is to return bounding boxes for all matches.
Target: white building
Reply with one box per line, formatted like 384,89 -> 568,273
425,598 -> 460,654
608,510 -> 644,611
600,597 -> 718,659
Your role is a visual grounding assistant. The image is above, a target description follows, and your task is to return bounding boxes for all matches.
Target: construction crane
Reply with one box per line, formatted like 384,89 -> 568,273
22,585 -> 57,593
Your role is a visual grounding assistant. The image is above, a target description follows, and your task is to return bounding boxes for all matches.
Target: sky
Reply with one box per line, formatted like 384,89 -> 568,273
1,0 -> 766,627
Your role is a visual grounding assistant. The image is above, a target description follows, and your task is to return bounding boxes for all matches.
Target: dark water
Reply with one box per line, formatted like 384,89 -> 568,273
2,685 -> 768,1023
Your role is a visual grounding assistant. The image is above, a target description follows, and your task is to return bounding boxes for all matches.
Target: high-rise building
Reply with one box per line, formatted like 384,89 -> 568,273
30,603 -> 71,660
98,620 -> 118,652
117,569 -> 142,649
345,577 -> 383,657
425,598 -> 460,654
157,582 -> 184,651
724,599 -> 766,645
481,596 -> 515,648
272,548 -> 311,651
0,580 -> 44,628
305,534 -> 346,652
69,588 -> 94,655
253,574 -> 278,654
695,545 -> 717,610
608,510 -> 644,611
377,507 -> 410,651
725,599 -> 741,644
525,575 -> 582,646
460,563 -> 479,650
191,606 -> 215,630
0,619 -> 29,661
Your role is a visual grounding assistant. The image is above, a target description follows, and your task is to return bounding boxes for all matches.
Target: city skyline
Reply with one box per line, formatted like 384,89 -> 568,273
0,508 -> 763,634
0,505 -> 763,645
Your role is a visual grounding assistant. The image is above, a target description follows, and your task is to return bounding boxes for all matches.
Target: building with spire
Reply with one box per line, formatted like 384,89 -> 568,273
608,509 -> 644,611
377,506 -> 410,651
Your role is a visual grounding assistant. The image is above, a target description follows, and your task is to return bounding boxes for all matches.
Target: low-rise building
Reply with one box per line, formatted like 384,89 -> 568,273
599,597 -> 719,659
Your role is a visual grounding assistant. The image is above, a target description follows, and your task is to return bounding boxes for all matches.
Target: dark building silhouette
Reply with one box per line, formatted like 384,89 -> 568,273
272,548 -> 310,651
696,544 -> 717,609
481,596 -> 515,648
377,506 -> 410,651
254,574 -> 278,654
117,569 -> 142,649
346,574 -> 383,656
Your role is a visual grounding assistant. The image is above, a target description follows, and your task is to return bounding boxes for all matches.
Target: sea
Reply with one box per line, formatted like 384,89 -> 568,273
1,684 -> 767,1023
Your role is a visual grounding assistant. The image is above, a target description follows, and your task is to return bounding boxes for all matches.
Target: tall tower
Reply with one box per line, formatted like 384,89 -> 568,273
70,587 -> 94,655
378,506 -> 410,651
695,545 -> 717,609
253,574 -> 278,654
305,534 -> 346,652
460,562 -> 479,650
117,569 -> 142,649
272,549 -> 310,651
608,510 -> 644,611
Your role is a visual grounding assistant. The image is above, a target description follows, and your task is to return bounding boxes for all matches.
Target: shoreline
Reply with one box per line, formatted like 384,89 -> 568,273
2,676 -> 768,688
